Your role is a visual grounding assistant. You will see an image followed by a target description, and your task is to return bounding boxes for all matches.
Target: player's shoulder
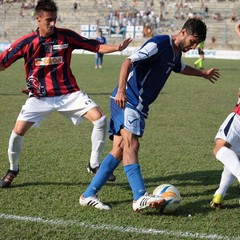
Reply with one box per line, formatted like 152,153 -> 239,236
55,27 -> 86,40
151,34 -> 170,42
146,35 -> 171,47
55,27 -> 76,35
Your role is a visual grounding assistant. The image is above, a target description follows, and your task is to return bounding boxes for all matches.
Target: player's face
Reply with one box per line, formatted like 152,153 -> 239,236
178,29 -> 199,52
36,11 -> 57,37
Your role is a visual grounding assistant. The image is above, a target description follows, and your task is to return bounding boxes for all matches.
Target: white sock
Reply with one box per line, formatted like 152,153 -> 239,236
214,166 -> 235,197
216,146 -> 240,183
8,131 -> 23,171
90,115 -> 107,168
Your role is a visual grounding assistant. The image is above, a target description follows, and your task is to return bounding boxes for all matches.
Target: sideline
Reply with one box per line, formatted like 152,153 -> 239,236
0,213 -> 239,240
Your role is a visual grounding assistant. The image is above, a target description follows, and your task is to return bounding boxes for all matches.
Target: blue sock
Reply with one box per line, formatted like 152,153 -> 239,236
124,164 -> 146,201
83,154 -> 120,198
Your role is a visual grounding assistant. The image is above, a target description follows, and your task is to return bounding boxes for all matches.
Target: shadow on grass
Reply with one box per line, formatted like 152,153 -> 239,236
9,181 -> 82,188
7,179 -> 118,188
108,169 -> 240,215
5,169 -> 239,215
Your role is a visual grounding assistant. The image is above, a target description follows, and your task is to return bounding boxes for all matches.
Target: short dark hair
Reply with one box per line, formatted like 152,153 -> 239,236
35,0 -> 58,14
182,18 -> 207,42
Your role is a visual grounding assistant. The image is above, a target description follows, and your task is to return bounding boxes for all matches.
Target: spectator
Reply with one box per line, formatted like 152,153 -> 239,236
73,2 -> 77,12
95,29 -> 107,69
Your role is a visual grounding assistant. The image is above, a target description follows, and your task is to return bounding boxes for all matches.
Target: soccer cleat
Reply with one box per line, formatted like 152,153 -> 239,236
210,193 -> 224,209
87,163 -> 98,174
132,193 -> 166,212
87,163 -> 116,182
79,195 -> 110,210
0,168 -> 19,188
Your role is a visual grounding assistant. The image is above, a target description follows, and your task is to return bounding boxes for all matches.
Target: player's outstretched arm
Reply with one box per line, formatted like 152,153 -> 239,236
181,65 -> 220,83
98,38 -> 133,54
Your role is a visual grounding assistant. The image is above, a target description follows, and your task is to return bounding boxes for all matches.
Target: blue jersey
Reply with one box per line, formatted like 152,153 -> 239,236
96,36 -> 106,45
111,35 -> 185,118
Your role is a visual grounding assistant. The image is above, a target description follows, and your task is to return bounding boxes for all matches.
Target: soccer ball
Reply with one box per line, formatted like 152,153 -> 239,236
153,183 -> 181,214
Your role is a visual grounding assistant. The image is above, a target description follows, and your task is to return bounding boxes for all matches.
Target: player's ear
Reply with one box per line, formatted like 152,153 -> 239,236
35,15 -> 40,22
181,29 -> 187,37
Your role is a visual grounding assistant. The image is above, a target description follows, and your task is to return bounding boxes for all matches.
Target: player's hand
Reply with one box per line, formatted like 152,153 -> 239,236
118,38 -> 133,51
203,68 -> 220,83
114,91 -> 128,109
21,89 -> 29,95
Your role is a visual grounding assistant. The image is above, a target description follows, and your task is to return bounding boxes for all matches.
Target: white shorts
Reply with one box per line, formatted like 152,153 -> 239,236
215,112 -> 240,153
17,91 -> 98,127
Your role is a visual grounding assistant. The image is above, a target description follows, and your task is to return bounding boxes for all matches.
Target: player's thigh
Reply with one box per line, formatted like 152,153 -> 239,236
17,97 -> 54,128
83,106 -> 105,122
60,106 -> 104,125
59,91 -> 102,124
13,121 -> 35,136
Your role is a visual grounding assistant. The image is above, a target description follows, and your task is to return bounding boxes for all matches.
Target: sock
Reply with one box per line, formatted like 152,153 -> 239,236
124,164 -> 146,201
216,146 -> 240,183
199,59 -> 203,68
83,153 -> 120,197
90,115 -> 107,168
214,166 -> 235,197
194,58 -> 201,66
8,131 -> 23,171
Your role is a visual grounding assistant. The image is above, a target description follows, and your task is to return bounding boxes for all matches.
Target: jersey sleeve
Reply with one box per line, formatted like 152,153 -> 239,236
127,41 -> 159,67
173,55 -> 185,73
62,29 -> 100,52
0,34 -> 34,68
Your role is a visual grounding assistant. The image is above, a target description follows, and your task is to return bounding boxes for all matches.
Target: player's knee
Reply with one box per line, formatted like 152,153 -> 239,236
125,139 -> 139,153
213,144 -> 223,156
132,140 -> 140,152
213,147 -> 218,156
93,115 -> 107,129
111,146 -> 123,161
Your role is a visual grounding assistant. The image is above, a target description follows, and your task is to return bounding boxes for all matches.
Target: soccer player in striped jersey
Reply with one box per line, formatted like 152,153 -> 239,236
0,0 -> 132,188
80,18 -> 220,211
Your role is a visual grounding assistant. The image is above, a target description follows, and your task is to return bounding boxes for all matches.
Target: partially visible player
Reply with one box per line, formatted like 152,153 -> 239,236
211,92 -> 240,208
210,21 -> 240,209
194,41 -> 205,69
79,18 -> 220,212
0,0 -> 132,188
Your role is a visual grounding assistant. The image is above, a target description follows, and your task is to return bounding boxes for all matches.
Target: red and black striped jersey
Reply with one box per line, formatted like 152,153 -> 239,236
0,27 -> 100,97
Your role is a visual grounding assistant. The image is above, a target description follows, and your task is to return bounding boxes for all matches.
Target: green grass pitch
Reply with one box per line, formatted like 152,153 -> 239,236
0,54 -> 240,240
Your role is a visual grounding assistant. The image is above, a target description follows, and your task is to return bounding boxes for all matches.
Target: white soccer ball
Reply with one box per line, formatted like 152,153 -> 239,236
153,183 -> 181,214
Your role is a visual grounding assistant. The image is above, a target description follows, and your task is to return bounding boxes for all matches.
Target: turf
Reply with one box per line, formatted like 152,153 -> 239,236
0,54 -> 239,240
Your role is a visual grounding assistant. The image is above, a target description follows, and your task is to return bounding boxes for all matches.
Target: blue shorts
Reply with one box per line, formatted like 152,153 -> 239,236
109,98 -> 145,140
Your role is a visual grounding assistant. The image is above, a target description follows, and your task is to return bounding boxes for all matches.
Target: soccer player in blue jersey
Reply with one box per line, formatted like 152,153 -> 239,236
0,0 -> 132,188
80,18 -> 220,211
95,29 -> 107,69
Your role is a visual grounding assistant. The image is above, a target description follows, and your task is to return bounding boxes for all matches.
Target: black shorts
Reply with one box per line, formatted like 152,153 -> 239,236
198,48 -> 204,55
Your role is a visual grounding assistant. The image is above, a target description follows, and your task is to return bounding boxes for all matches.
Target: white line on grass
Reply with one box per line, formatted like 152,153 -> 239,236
0,213 -> 239,240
